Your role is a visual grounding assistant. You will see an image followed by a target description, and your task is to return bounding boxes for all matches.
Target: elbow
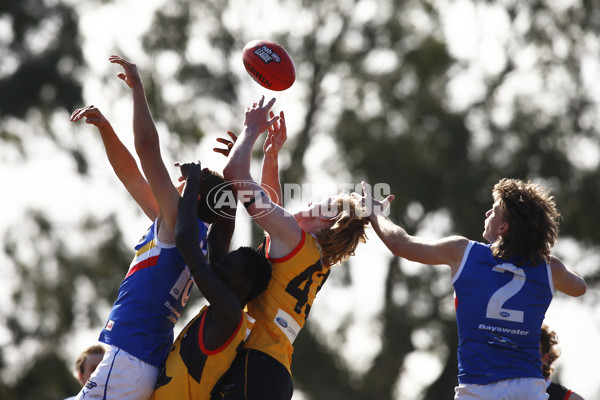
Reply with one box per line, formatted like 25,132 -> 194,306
223,161 -> 249,182
564,280 -> 587,298
223,163 -> 235,181
134,137 -> 160,158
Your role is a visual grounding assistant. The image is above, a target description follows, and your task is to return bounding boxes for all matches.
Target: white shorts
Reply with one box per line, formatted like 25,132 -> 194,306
455,377 -> 548,400
73,345 -> 159,400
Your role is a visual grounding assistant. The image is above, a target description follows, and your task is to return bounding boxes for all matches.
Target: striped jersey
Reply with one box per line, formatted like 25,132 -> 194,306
99,218 -> 208,367
453,241 -> 554,384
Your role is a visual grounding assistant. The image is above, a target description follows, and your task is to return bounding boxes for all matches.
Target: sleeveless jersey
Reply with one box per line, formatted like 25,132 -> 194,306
99,219 -> 208,367
547,381 -> 574,400
244,230 -> 329,375
452,241 -> 554,384
152,306 -> 254,400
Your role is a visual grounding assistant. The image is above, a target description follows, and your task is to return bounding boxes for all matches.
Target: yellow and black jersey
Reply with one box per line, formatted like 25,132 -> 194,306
244,230 -> 331,375
152,306 -> 253,400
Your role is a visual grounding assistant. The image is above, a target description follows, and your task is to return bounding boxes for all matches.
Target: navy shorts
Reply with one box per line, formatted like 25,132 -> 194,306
211,349 -> 293,400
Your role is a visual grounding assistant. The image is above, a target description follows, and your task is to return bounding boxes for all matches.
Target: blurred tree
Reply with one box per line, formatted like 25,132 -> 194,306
2,0 -> 600,399
134,0 -> 600,398
13,351 -> 81,400
0,1 -> 95,398
2,212 -> 131,399
0,0 -> 84,163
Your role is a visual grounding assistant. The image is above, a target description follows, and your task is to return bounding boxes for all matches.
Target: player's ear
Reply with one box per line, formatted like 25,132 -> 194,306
499,222 -> 509,235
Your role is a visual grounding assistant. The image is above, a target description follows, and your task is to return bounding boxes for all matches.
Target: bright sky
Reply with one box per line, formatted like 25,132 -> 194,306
1,0 -> 598,399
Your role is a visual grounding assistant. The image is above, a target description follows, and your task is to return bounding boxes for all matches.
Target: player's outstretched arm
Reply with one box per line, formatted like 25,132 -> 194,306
206,204 -> 236,266
223,97 -> 302,258
260,110 -> 286,207
361,182 -> 468,273
550,255 -> 586,297
109,55 -> 181,242
176,162 -> 242,342
70,105 -> 159,220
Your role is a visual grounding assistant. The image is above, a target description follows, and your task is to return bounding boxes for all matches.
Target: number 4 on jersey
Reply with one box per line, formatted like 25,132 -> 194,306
285,261 -> 330,319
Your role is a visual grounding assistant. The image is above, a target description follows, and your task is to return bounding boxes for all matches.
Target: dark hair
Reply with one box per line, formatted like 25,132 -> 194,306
75,344 -> 105,374
198,168 -> 232,224
235,246 -> 272,302
491,178 -> 560,265
540,324 -> 561,380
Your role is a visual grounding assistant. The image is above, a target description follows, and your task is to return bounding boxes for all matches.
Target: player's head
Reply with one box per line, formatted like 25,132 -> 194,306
197,168 -> 233,224
305,193 -> 369,267
215,246 -> 272,304
488,178 -> 560,265
540,324 -> 561,380
75,344 -> 105,385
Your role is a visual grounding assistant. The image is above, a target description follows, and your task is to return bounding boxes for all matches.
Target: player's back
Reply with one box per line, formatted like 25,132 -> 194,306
453,241 -> 553,384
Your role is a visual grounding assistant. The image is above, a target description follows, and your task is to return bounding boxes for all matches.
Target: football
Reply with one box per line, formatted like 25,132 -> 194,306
242,40 -> 295,91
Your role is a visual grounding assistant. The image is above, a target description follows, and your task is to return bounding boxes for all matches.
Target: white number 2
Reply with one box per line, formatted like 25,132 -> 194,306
485,264 -> 525,323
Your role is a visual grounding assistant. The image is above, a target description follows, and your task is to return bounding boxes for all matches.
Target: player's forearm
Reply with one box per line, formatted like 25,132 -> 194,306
207,218 -> 234,265
175,176 -> 202,260
97,122 -> 142,185
370,212 -> 412,257
223,128 -> 260,182
131,85 -> 161,158
260,154 -> 283,206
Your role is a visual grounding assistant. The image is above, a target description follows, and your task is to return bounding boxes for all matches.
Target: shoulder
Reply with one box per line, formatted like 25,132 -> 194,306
548,255 -> 569,280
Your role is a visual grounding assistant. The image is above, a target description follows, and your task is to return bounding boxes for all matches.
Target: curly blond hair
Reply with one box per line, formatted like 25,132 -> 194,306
491,178 -> 560,266
313,194 -> 369,267
540,324 -> 561,380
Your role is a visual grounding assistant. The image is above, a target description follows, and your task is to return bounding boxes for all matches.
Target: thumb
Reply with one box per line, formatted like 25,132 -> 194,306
380,194 -> 395,213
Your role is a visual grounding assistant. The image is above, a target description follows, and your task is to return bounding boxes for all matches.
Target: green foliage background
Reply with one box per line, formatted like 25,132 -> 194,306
1,0 -> 599,399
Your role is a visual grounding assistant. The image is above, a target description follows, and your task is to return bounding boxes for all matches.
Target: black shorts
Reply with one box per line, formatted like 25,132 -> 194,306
211,348 -> 293,400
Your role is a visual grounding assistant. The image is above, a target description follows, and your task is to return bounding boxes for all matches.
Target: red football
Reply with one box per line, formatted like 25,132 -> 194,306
242,40 -> 295,91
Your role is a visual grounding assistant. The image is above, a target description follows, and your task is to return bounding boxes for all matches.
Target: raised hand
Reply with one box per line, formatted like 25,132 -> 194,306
109,55 -> 142,89
243,96 -> 279,136
213,131 -> 238,157
70,105 -> 109,128
360,181 -> 394,218
176,161 -> 202,182
264,110 -> 287,158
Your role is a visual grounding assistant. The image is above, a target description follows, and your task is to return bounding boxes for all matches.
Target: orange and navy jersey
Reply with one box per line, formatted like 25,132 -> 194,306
244,230 -> 330,374
99,219 -> 208,367
152,306 -> 254,400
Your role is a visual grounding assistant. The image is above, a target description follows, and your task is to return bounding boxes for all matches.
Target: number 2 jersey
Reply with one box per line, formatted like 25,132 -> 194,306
99,218 -> 208,368
453,241 -> 554,384
152,305 -> 255,400
244,230 -> 330,375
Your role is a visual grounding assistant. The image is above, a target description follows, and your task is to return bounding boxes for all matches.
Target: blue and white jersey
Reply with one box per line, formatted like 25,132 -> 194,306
99,218 -> 208,368
453,241 -> 554,385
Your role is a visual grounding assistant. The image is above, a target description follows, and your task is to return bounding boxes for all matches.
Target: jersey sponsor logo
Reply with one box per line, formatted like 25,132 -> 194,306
84,379 -> 98,390
104,319 -> 115,331
274,309 -> 301,344
170,269 -> 193,304
478,323 -> 529,336
164,301 -> 182,325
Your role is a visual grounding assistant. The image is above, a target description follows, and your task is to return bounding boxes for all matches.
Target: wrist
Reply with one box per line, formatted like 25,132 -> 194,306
243,126 -> 262,138
263,153 -> 278,161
